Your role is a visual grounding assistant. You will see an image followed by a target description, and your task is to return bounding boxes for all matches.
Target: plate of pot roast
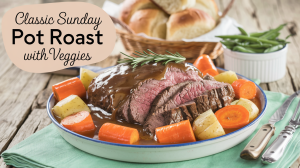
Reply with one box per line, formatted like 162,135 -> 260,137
47,51 -> 267,163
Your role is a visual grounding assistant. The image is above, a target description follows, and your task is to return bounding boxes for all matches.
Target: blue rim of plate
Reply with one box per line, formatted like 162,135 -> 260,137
47,66 -> 268,148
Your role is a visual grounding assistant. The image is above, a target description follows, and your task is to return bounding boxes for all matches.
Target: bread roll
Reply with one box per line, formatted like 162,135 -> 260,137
129,9 -> 168,39
194,0 -> 219,21
120,0 -> 157,24
166,8 -> 216,41
151,0 -> 195,14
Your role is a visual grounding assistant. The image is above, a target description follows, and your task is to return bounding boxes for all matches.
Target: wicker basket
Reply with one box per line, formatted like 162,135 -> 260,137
110,0 -> 234,62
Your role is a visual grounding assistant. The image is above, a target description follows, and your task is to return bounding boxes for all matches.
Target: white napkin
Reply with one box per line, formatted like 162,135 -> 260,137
103,0 -> 241,42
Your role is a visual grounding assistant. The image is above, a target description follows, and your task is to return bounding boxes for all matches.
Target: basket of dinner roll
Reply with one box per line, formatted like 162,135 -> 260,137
111,0 -> 234,62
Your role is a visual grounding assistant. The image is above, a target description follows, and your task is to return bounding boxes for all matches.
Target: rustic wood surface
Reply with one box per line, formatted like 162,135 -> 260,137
0,0 -> 300,167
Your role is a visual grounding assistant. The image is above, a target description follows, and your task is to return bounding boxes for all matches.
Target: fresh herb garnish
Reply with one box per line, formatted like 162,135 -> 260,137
118,49 -> 186,68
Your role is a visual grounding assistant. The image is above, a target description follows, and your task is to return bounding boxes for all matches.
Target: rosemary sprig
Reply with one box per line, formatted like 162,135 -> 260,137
118,49 -> 186,68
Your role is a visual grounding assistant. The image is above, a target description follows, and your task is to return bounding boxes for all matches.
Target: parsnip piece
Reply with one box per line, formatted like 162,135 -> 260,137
214,70 -> 238,84
52,95 -> 90,119
80,68 -> 99,90
192,109 -> 225,140
231,98 -> 259,122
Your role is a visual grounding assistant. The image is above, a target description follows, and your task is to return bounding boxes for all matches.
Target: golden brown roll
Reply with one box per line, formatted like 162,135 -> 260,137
193,0 -> 219,21
129,9 -> 168,39
119,0 -> 157,25
151,0 -> 196,14
166,8 -> 216,41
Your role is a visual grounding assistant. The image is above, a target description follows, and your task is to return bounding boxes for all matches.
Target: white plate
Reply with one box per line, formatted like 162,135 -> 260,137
47,67 -> 267,163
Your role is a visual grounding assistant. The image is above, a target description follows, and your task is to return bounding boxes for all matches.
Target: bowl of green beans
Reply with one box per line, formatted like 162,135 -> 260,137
216,24 -> 289,83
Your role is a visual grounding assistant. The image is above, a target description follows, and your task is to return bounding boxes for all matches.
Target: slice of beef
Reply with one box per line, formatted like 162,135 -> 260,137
127,67 -> 202,124
193,85 -> 235,114
216,85 -> 235,107
148,81 -> 191,117
194,95 -> 210,115
117,96 -> 130,122
201,80 -> 227,91
144,81 -> 206,134
164,107 -> 184,125
203,74 -> 216,81
206,89 -> 222,111
181,101 -> 198,119
126,79 -> 173,123
179,105 -> 193,122
164,105 -> 193,125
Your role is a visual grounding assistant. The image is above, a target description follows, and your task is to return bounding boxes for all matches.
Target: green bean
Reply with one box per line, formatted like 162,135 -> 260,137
233,46 -> 256,53
264,44 -> 284,53
238,27 -> 249,36
242,47 -> 265,53
260,24 -> 286,39
216,35 -> 279,45
267,32 -> 280,40
250,31 -> 267,37
247,44 -> 273,48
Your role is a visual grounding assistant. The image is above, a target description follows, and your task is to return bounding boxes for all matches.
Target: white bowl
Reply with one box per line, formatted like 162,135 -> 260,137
224,45 -> 288,83
46,67 -> 267,163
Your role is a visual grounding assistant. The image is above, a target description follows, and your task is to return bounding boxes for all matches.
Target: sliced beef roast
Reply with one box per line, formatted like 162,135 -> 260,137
147,81 -> 191,119
216,85 -> 235,107
164,104 -> 193,125
164,107 -> 184,125
194,95 -> 210,115
144,81 -> 235,134
194,85 -> 235,114
126,67 -> 201,124
144,81 -> 206,134
206,89 -> 222,111
181,101 -> 198,120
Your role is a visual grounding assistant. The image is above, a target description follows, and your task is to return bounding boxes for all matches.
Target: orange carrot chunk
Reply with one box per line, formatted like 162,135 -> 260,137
231,79 -> 256,99
98,123 -> 139,144
202,68 -> 219,77
61,111 -> 95,135
193,54 -> 219,76
52,77 -> 86,101
155,120 -> 196,144
215,105 -> 249,129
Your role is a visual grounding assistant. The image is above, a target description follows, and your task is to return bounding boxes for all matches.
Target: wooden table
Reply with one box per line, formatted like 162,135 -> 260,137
0,0 -> 300,167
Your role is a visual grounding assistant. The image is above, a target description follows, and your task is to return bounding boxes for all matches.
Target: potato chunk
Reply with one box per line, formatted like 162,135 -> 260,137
214,70 -> 238,84
192,109 -> 225,140
80,68 -> 99,90
231,98 -> 259,122
52,95 -> 90,119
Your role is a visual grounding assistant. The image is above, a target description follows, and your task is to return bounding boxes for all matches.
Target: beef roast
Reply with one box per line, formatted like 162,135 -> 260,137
144,81 -> 206,134
194,85 -> 235,114
144,81 -> 235,134
146,81 -> 191,120
194,95 -> 210,115
126,67 -> 201,124
88,62 -> 201,123
181,101 -> 198,120
164,104 -> 193,125
206,89 -> 222,111
216,85 -> 235,107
